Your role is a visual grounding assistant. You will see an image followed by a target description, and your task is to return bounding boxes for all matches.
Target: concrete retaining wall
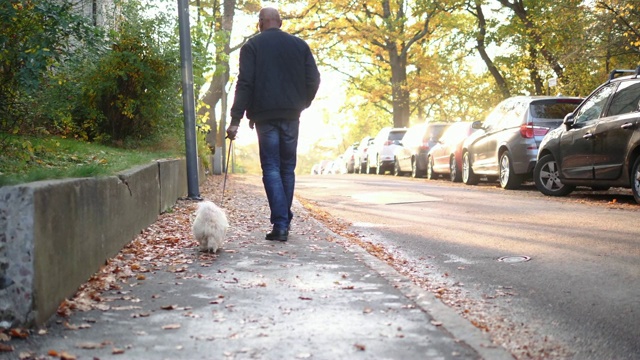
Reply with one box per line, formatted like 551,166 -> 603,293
0,158 -> 205,327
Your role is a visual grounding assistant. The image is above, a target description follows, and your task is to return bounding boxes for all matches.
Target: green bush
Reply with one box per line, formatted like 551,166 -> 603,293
0,0 -> 95,145
1,0 -> 213,178
72,2 -> 182,144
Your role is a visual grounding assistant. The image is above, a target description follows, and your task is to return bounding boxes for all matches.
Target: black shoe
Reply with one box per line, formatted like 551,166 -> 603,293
266,228 -> 288,241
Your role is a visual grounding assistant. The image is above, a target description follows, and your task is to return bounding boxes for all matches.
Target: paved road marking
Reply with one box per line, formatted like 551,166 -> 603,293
350,191 -> 442,205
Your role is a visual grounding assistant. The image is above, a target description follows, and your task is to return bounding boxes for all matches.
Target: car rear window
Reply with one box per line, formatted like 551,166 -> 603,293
389,130 -> 407,141
530,99 -> 581,119
427,124 -> 449,140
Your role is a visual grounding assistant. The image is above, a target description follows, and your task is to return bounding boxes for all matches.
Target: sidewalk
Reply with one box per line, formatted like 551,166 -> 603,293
4,174 -> 513,360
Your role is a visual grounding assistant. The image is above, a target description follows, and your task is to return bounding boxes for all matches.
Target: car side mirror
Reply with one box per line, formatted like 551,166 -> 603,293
563,112 -> 575,130
471,120 -> 483,130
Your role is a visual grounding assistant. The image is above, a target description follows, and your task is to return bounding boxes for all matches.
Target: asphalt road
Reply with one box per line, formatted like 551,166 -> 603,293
295,174 -> 640,360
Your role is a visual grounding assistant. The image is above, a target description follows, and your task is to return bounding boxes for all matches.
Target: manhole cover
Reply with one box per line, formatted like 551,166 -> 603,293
498,255 -> 531,263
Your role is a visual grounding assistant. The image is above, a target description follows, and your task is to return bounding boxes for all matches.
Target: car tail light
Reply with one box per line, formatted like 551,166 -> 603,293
419,141 -> 430,152
384,140 -> 393,146
520,122 -> 549,138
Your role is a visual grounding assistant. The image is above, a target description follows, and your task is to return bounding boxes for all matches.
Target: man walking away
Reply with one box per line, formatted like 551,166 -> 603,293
226,7 -> 321,242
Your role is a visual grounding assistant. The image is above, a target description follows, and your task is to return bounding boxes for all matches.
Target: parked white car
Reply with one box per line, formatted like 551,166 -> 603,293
366,127 -> 407,175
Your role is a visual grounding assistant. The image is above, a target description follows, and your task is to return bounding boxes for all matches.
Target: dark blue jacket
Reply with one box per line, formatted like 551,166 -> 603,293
230,28 -> 320,125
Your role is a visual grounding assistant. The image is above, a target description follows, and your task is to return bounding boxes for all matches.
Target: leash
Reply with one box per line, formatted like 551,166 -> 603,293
221,138 -> 233,206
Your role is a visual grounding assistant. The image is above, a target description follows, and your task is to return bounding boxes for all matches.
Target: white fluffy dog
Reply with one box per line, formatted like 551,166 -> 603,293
192,200 -> 229,253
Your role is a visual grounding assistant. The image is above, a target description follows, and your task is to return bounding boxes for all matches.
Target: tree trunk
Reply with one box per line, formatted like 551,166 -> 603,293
474,1 -> 510,99
196,0 -> 236,150
498,0 -> 564,81
389,47 -> 410,128
198,75 -> 224,149
527,47 -> 545,95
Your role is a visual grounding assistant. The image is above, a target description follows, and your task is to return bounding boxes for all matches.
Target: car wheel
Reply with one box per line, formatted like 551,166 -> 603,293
426,156 -> 436,180
450,155 -> 461,182
393,157 -> 402,176
499,151 -> 523,190
462,152 -> 479,185
632,157 -> 640,204
366,158 -> 375,174
376,156 -> 385,175
411,158 -> 419,178
534,154 -> 575,196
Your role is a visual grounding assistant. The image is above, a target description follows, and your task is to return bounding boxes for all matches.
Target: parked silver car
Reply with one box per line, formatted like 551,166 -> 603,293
426,121 -> 476,182
395,121 -> 451,177
367,127 -> 407,175
355,136 -> 374,174
340,143 -> 359,174
462,96 -> 583,189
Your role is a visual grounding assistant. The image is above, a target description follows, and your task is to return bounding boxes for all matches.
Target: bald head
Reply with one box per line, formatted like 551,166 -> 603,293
258,7 -> 282,32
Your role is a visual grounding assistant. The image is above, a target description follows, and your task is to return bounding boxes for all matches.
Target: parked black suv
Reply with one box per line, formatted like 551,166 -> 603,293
534,67 -> 640,203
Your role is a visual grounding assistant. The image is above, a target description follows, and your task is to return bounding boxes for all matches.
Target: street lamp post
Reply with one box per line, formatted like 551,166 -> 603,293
177,0 -> 201,200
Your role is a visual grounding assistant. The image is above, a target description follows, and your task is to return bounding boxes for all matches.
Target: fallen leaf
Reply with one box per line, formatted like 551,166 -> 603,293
431,320 -> 443,326
363,307 -> 373,314
0,343 -> 14,352
76,342 -> 103,349
161,304 -> 178,310
60,351 -> 77,360
63,322 -> 78,330
9,328 -> 29,339
112,348 -> 125,354
111,306 -> 141,311
18,351 -> 35,359
162,324 -> 181,330
354,343 -> 366,351
299,296 -> 312,300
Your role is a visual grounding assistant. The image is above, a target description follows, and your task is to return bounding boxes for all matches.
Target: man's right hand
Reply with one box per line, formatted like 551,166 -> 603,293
226,125 -> 239,140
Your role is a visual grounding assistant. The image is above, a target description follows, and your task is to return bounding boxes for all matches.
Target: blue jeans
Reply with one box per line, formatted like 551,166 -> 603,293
255,118 -> 299,231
